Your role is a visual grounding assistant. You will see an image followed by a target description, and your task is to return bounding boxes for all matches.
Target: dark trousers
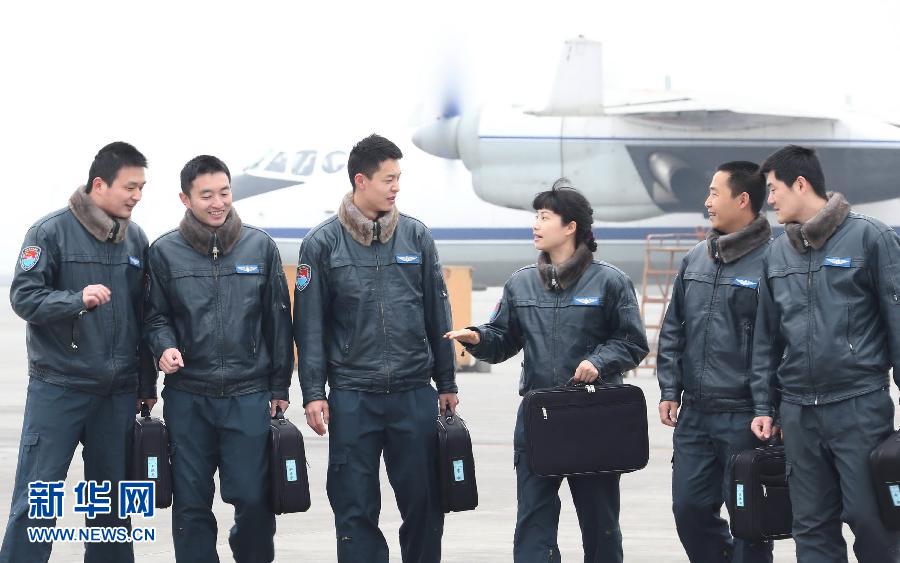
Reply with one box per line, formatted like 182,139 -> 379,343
326,386 -> 444,563
671,406 -> 773,563
0,377 -> 136,563
512,401 -> 622,563
163,387 -> 274,563
781,389 -> 900,563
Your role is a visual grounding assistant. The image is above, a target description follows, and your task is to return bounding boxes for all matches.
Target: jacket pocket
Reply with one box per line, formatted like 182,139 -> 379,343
845,303 -> 855,354
70,310 -> 86,351
889,264 -> 900,306
340,325 -> 355,356
423,337 -> 433,363
682,271 -> 714,304
437,272 -> 452,331
336,304 -> 357,356
741,321 -> 753,371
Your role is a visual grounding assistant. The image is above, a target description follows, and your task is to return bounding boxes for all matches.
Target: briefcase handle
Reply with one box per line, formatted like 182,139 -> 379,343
272,405 -> 286,420
139,402 -> 151,419
562,375 -> 607,388
765,435 -> 783,447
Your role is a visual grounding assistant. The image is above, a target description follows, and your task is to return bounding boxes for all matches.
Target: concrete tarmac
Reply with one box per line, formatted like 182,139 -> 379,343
0,286 -> 880,562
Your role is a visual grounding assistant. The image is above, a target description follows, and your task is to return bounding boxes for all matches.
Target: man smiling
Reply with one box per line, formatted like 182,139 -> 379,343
750,145 -> 900,561
2,142 -> 151,563
657,161 -> 773,562
144,155 -> 293,562
294,134 -> 457,563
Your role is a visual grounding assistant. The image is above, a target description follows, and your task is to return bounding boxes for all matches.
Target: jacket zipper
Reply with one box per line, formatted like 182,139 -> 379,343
373,235 -> 392,391
106,242 -> 119,392
700,259 -> 723,399
212,233 -> 224,396
806,250 -> 818,404
104,224 -> 121,378
550,266 -> 560,385
108,243 -> 116,353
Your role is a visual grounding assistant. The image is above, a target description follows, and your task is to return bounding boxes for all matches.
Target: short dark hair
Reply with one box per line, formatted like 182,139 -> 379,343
180,155 -> 231,195
347,134 -> 403,190
85,142 -> 147,193
760,145 -> 826,199
716,161 -> 766,214
532,178 -> 597,252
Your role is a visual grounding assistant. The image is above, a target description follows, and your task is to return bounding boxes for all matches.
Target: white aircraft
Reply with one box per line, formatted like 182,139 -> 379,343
232,37 -> 900,286
412,37 -> 900,221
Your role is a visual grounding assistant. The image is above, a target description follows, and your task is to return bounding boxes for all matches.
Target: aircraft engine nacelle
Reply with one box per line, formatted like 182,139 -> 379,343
646,152 -> 707,207
413,107 -> 666,221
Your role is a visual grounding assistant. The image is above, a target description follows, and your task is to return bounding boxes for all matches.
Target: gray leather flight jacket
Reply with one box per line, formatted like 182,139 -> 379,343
10,188 -> 152,395
750,194 -> 900,415
293,207 -> 456,406
144,210 -> 294,400
657,215 -> 772,412
465,245 -> 649,394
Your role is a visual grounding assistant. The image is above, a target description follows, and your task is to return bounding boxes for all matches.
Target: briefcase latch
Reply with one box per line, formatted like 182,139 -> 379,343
542,407 -> 548,420
586,385 -> 596,393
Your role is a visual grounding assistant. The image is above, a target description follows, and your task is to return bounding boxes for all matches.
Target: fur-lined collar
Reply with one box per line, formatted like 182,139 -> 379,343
537,243 -> 594,291
68,186 -> 129,243
785,192 -> 850,253
337,192 -> 400,246
706,214 -> 772,264
178,208 -> 243,257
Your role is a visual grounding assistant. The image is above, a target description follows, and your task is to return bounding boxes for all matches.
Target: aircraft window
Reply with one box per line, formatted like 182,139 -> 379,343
292,151 -> 317,176
322,151 -> 347,174
265,152 -> 288,173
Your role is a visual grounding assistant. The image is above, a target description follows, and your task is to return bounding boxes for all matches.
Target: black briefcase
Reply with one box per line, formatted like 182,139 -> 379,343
269,407 -> 311,514
130,402 -> 173,509
728,443 -> 793,541
436,413 -> 478,512
523,381 -> 649,477
870,428 -> 900,530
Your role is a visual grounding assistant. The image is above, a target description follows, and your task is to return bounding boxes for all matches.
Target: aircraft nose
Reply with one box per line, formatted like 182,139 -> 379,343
412,117 -> 461,159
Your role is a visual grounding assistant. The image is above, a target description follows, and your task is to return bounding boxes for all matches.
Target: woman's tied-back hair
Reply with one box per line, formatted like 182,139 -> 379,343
532,178 -> 597,252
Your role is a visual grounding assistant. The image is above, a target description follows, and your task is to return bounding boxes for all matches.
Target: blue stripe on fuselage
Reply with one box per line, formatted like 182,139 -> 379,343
264,225 -> 897,241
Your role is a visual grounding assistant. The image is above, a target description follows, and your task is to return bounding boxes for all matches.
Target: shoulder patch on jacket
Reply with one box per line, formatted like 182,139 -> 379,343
489,298 -> 502,322
19,246 -> 41,271
296,264 -> 311,291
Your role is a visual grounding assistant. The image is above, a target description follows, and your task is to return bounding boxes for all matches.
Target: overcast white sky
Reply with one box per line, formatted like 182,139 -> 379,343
1,0 -> 899,279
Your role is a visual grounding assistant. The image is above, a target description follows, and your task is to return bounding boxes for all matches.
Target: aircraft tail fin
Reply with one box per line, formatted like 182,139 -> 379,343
542,37 -> 604,115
